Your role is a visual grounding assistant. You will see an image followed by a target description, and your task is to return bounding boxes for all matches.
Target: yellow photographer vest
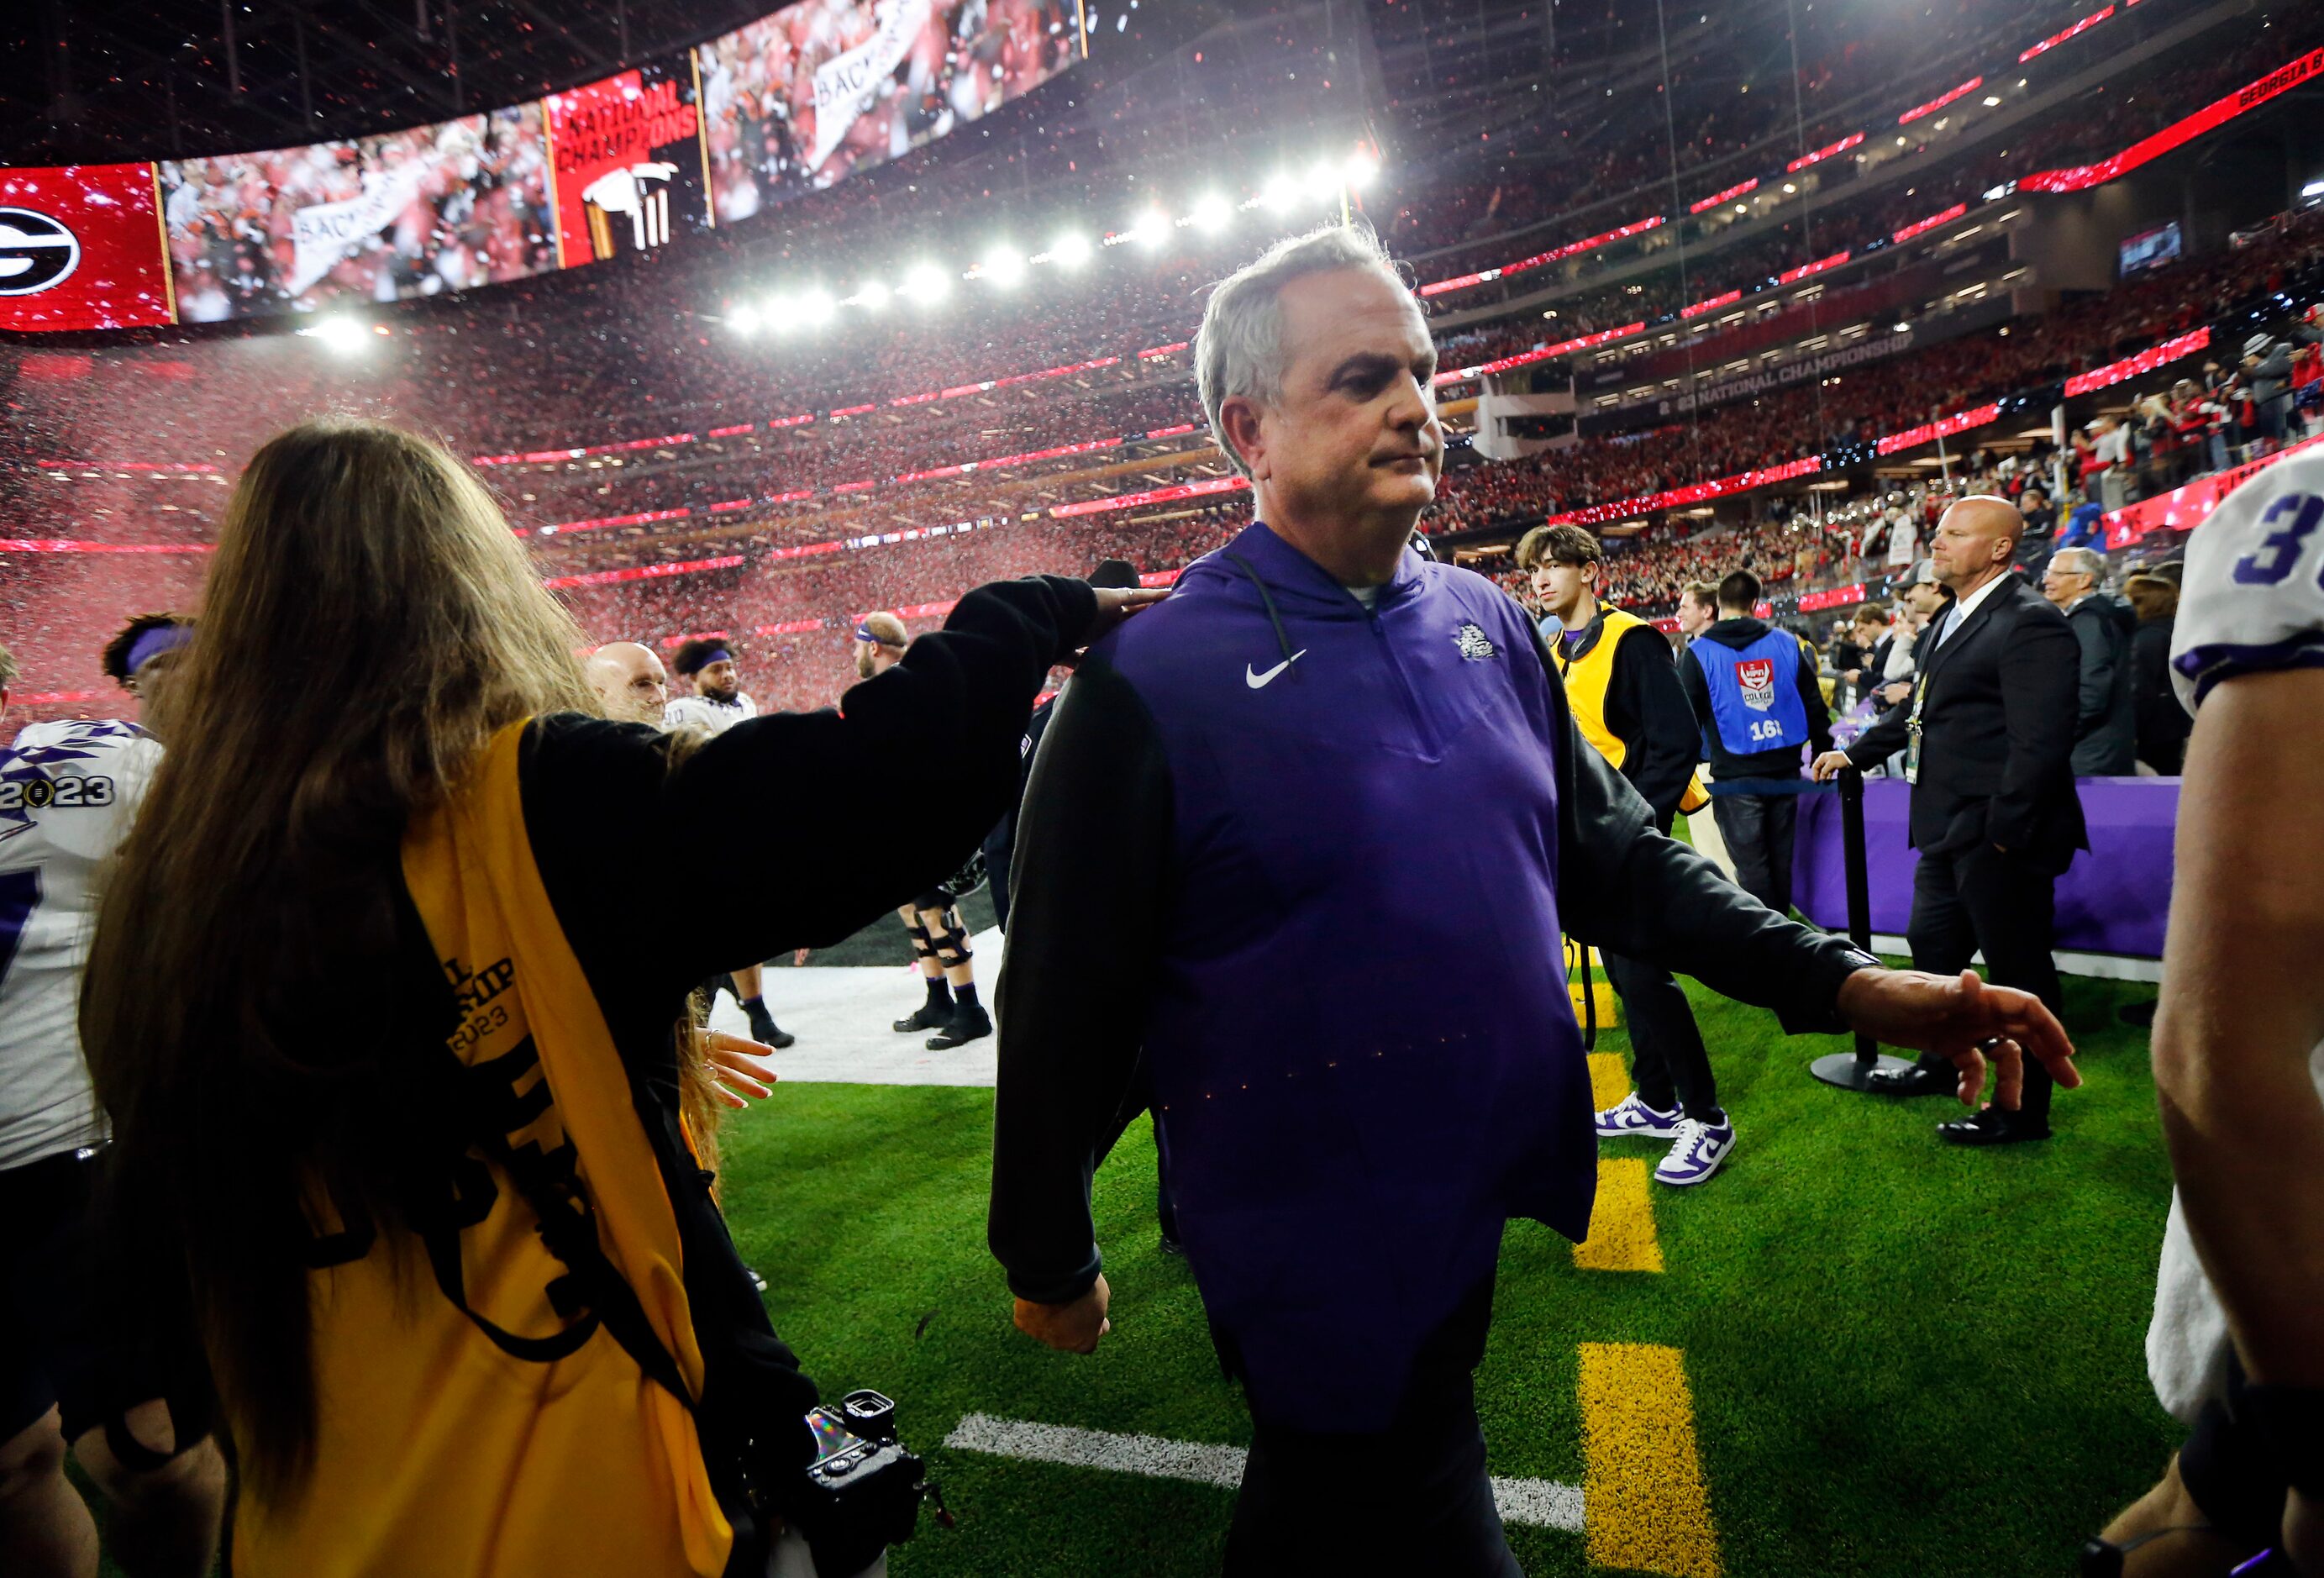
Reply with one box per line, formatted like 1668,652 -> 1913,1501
1552,604 -> 1711,814
230,721 -> 731,1578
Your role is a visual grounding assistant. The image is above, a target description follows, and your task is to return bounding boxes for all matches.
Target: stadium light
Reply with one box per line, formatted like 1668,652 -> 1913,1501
1343,150 -> 1380,188
2304,179 -> 2324,199
851,280 -> 891,311
1259,174 -> 1300,213
1302,161 -> 1343,203
794,288 -> 837,329
1046,231 -> 1092,266
1129,209 -> 1172,248
302,315 -> 371,352
728,304 -> 763,336
902,263 -> 952,304
981,245 -> 1028,287
1188,194 -> 1233,234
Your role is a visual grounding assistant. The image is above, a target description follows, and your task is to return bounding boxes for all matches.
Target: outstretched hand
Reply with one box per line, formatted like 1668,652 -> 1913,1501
1014,1273 -> 1112,1355
1085,586 -> 1170,645
1810,750 -> 1855,782
702,1033 -> 780,1110
1835,967 -> 2081,1109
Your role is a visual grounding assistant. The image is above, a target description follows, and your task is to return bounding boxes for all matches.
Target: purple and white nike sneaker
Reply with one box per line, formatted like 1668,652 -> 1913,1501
1655,1118 -> 1737,1186
1594,1091 -> 1681,1139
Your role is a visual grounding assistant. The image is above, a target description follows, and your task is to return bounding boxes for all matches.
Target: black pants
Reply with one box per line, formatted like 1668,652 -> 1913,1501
1222,1281 -> 1520,1577
1600,947 -> 1720,1123
1906,842 -> 2064,1124
1710,791 -> 1797,918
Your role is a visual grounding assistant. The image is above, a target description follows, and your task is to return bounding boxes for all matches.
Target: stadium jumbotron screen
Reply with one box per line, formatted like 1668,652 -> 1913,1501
1,0 -> 1084,332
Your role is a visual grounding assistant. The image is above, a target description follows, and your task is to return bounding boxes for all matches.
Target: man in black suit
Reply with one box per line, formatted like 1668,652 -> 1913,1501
1813,497 -> 2087,1145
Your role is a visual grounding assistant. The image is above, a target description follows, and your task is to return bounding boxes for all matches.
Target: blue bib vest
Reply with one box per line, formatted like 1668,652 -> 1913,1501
1699,626 -> 1811,755
1093,521 -> 1596,1433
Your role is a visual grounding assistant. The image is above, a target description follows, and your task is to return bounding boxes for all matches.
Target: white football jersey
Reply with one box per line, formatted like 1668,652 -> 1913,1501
0,719 -> 162,1170
2149,450 -> 2324,1422
2172,448 -> 2324,711
663,691 -> 758,736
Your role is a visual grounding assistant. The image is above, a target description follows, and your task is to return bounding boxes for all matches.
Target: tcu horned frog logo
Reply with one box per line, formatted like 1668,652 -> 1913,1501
1736,658 -> 1777,710
0,208 -> 80,297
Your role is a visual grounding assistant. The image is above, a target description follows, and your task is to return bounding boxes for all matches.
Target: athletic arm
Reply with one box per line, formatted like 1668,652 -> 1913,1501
1607,626 -> 1699,820
988,655 -> 1174,1306
2152,667 -> 2324,1388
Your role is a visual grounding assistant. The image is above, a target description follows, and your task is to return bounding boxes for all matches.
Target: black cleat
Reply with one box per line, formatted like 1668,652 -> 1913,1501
927,1002 -> 993,1049
893,1001 -> 952,1034
744,1001 -> 796,1049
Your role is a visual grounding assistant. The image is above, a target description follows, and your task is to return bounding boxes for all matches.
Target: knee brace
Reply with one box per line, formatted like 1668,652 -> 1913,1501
905,921 -> 937,967
930,907 -> 973,968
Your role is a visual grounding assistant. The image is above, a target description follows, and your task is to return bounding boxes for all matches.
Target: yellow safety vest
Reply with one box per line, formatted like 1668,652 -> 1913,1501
1553,604 -> 1711,814
230,721 -> 731,1578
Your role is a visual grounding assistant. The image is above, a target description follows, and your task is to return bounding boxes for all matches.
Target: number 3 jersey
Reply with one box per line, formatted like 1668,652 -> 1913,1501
2148,450 -> 2324,1423
2172,448 -> 2324,707
0,718 -> 160,1170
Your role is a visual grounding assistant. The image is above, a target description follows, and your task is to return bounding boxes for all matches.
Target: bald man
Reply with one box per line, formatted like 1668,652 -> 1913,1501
586,641 -> 670,726
1816,497 -> 2086,1145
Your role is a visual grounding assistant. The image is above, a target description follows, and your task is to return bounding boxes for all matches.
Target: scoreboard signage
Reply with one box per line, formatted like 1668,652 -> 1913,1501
0,164 -> 176,332
545,55 -> 713,267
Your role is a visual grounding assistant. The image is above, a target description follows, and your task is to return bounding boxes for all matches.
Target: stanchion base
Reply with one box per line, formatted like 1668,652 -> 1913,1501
1809,1050 -> 1915,1091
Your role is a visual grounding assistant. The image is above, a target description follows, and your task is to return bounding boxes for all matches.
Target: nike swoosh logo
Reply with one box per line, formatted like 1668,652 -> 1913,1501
1246,650 -> 1307,689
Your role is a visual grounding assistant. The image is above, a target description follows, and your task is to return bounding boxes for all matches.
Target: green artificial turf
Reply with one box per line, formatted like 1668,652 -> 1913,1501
716,968 -> 2179,1578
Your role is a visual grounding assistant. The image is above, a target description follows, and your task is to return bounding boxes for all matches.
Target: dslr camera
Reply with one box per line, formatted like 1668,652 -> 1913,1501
791,1389 -> 942,1576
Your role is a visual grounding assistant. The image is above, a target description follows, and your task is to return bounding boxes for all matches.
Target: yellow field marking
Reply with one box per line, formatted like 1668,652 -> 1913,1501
1588,1052 -> 1632,1112
1578,1343 -> 1722,1578
1572,1157 -> 1664,1272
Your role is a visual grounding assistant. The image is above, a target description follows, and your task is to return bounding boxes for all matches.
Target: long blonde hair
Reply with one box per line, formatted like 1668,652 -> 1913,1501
83,418 -> 595,1497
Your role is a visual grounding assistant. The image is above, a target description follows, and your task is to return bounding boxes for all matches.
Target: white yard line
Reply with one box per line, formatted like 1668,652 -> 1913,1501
941,1412 -> 1586,1533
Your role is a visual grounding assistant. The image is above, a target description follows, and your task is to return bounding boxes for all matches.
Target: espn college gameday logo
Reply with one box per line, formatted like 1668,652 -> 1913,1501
1738,658 -> 1777,709
0,207 -> 79,296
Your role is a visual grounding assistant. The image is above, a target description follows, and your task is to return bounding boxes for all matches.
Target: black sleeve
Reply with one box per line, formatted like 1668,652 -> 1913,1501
1797,644 -> 1834,757
2069,609 -> 2114,742
1989,604 -> 2081,854
1847,671 -> 1913,766
522,574 -> 1097,1041
1533,628 -> 1875,1034
1676,646 -> 1712,745
988,655 -> 1175,1305
1606,626 -> 1699,821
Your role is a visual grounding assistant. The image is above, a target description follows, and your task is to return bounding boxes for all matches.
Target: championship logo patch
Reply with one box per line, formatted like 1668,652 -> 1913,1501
1737,657 -> 1777,710
1455,623 -> 1499,660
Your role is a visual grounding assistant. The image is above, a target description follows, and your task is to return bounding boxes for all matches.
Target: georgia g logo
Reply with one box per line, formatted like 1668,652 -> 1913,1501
0,208 -> 81,297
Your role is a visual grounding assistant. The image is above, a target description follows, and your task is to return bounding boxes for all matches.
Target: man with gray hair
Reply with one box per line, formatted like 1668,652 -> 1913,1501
2043,546 -> 2137,775
991,225 -> 2079,1570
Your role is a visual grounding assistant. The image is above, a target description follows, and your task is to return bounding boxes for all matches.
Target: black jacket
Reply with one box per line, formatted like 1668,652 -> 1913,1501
2132,615 -> 2190,774
2065,592 -> 2138,776
1847,574 -> 2089,873
1549,605 -> 1700,823
1677,616 -> 1834,780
